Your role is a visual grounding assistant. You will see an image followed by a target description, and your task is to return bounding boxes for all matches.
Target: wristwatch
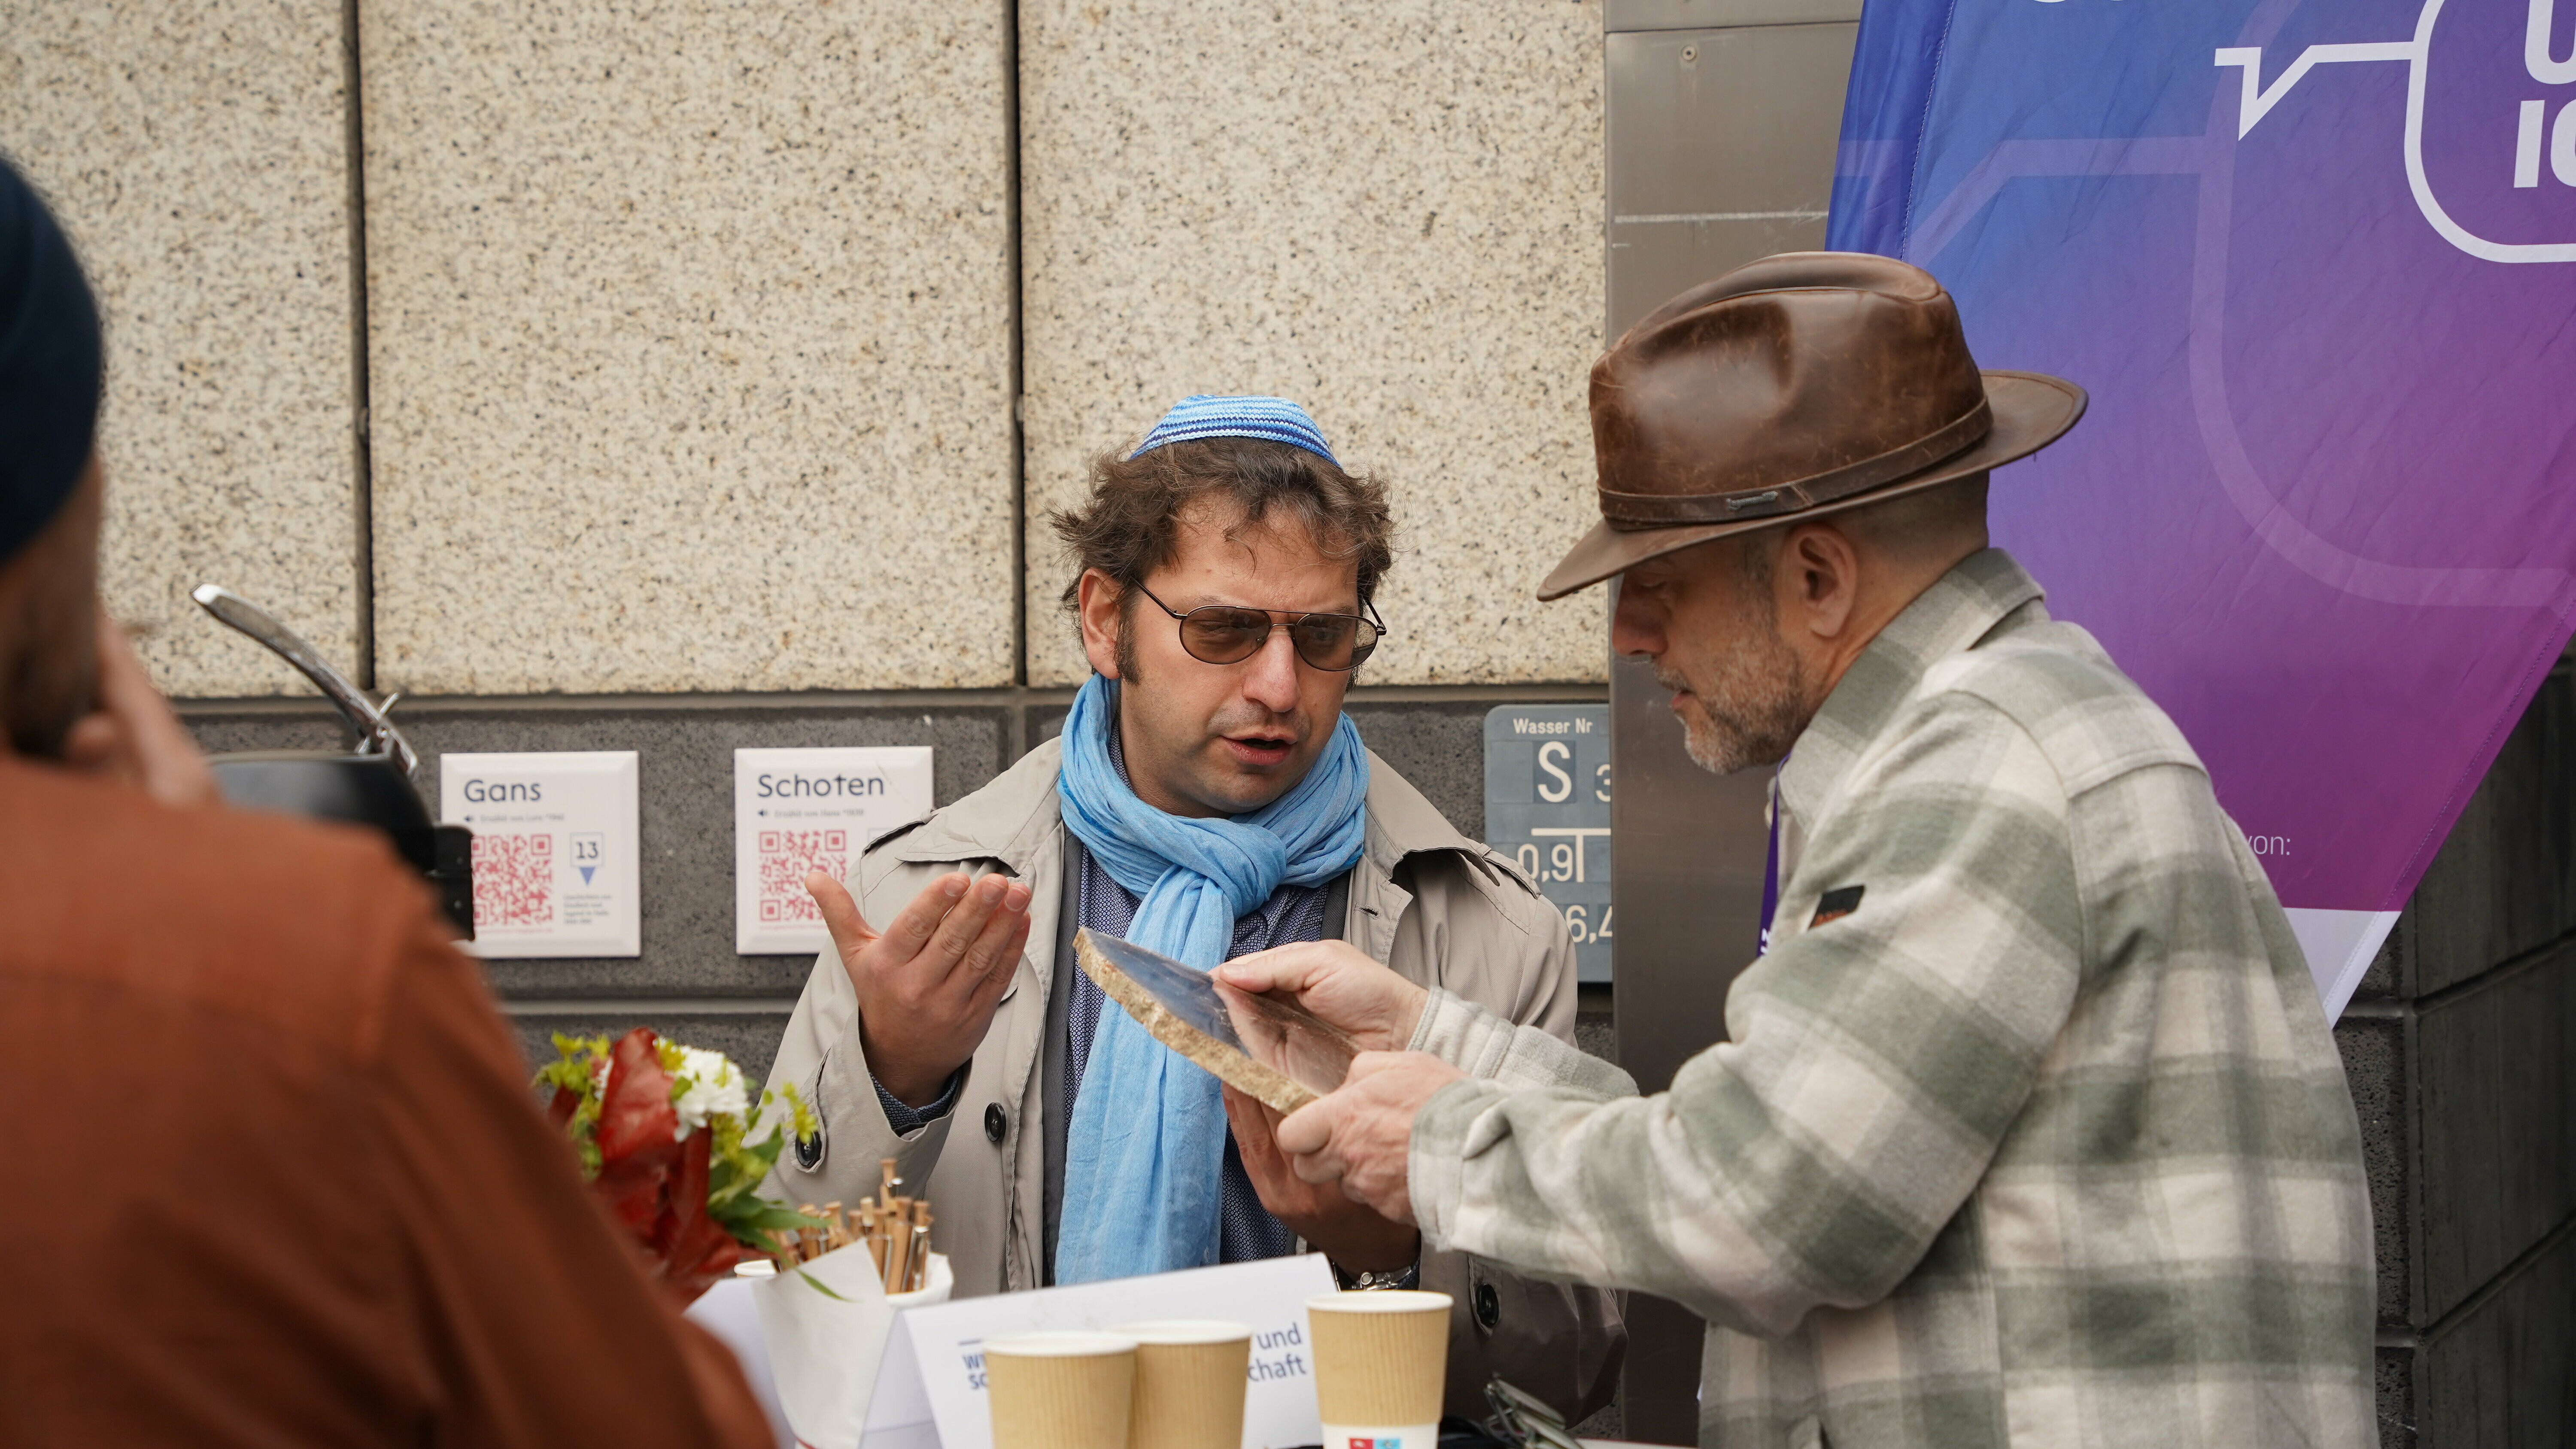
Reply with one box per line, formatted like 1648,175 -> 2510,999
1331,1257 -> 1422,1291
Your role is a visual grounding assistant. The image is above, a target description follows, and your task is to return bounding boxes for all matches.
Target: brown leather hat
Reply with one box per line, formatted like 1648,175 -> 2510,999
1539,252 -> 2086,600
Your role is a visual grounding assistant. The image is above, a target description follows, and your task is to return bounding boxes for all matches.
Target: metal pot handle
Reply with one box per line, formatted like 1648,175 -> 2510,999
191,584 -> 419,779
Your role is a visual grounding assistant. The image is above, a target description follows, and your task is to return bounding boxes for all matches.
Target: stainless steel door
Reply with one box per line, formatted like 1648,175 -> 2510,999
1601,7 -> 1857,1440
1605,21 -> 1860,342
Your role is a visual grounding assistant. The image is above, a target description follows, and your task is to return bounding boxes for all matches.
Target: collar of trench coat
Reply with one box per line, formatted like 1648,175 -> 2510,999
866,735 -> 1536,978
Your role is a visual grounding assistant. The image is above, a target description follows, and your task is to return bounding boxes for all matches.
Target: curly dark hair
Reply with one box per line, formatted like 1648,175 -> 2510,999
1049,436 -> 1396,672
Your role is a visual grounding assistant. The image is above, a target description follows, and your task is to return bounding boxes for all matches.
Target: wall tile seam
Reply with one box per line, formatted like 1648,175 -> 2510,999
2406,932 -> 2576,1017
170,684 -> 1613,715
2372,1208 -> 2576,1351
339,0 -> 376,693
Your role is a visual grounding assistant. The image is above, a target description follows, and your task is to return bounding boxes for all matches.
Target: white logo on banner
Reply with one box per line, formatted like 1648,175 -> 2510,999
2214,0 -> 2576,261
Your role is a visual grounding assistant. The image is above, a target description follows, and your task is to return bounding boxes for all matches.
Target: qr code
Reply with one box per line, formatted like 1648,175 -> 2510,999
758,829 -> 848,923
472,832 -> 555,928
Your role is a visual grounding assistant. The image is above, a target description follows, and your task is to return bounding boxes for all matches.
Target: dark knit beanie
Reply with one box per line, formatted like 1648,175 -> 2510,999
0,155 -> 103,564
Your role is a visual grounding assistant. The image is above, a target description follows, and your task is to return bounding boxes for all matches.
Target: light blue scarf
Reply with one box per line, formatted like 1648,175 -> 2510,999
1053,674 -> 1369,1282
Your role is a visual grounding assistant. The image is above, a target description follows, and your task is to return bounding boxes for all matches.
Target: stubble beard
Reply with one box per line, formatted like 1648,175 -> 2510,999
1653,613 -> 1811,777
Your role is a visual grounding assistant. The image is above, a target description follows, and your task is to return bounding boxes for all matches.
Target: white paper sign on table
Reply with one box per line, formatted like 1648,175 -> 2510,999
734,747 -> 933,954
860,1254 -> 1333,1449
440,751 -> 640,957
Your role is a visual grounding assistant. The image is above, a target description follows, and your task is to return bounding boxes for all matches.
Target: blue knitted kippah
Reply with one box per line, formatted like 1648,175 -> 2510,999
1128,395 -> 1339,466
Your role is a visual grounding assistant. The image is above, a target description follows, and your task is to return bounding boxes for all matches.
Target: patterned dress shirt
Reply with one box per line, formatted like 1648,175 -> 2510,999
1403,548 -> 2376,1448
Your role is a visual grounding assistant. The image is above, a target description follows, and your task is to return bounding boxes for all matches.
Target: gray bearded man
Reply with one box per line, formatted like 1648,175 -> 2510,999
1225,256 -> 2378,1447
764,396 -> 1622,1421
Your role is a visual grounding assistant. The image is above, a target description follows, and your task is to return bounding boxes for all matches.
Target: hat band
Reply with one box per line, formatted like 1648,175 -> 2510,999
1596,397 -> 1993,530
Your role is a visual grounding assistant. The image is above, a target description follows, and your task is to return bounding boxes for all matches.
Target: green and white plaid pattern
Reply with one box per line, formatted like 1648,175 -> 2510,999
1407,550 -> 2375,1448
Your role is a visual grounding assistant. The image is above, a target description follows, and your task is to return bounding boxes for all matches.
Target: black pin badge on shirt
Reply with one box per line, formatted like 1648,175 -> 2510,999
1810,885 -> 1865,927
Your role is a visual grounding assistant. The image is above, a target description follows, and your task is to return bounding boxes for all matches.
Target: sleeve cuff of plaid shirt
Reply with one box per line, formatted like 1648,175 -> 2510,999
1407,986 -> 1631,1094
1407,1075 -> 1507,1247
872,1066 -> 965,1135
1403,988 -> 1638,1249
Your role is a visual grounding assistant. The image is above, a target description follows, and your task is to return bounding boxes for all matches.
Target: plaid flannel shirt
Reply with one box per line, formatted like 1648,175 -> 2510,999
1407,549 -> 2374,1448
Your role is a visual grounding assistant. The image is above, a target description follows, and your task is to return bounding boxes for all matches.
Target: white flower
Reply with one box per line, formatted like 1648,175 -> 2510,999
670,1046 -> 749,1139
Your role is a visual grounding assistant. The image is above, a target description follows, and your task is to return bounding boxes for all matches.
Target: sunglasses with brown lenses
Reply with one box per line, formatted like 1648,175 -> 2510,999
1130,581 -> 1388,671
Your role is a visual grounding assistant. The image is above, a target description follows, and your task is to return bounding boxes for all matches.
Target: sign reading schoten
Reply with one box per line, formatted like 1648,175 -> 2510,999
735,747 -> 934,955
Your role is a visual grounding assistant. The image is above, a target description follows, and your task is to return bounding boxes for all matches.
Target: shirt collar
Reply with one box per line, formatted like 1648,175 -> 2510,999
1775,547 -> 2047,834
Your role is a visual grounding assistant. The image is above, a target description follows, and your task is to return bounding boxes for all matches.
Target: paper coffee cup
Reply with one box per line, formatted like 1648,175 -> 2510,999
983,1331 -> 1139,1449
1110,1319 -> 1252,1449
1304,1291 -> 1451,1449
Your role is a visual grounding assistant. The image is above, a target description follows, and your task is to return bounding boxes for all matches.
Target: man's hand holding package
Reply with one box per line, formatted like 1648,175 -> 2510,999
1272,1052 -> 1463,1226
1213,939 -> 1430,1051
1217,941 -> 1460,1227
1221,1083 -> 1420,1269
806,868 -> 1032,1107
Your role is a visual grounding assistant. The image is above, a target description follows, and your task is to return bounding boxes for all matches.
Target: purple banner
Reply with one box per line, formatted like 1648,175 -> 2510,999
1832,0 -> 2576,1012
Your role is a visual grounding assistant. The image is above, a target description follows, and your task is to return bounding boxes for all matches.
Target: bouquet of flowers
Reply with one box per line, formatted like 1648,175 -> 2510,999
536,1027 -> 818,1303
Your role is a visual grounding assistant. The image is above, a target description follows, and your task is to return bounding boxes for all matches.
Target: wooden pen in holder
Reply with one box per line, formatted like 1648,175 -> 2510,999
782,1157 -> 937,1293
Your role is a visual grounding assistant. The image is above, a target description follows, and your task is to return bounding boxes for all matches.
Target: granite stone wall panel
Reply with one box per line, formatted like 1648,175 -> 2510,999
1019,0 -> 1607,688
1341,702 -> 1504,841
182,689 -> 1594,1002
363,0 -> 1016,695
182,700 -> 1015,998
2334,1012 -> 2415,1328
0,3 -> 360,697
2376,1347 -> 2417,1449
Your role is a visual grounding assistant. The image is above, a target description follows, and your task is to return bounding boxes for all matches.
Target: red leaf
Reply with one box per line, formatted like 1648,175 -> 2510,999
654,1130 -> 744,1305
573,1027 -> 742,1306
592,1028 -> 678,1239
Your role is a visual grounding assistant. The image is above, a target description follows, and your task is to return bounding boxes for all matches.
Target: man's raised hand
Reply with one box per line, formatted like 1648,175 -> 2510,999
806,868 -> 1032,1108
1212,940 -> 1430,1053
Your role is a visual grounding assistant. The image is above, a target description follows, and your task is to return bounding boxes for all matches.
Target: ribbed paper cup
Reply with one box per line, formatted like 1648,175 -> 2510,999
1304,1291 -> 1451,1449
1109,1319 -> 1252,1449
983,1331 -> 1139,1449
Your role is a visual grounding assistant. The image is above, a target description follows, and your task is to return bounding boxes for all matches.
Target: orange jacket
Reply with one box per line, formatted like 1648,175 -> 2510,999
0,757 -> 770,1449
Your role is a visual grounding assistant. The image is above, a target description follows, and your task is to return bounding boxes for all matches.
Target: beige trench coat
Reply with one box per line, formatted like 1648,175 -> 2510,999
764,738 -> 1624,1422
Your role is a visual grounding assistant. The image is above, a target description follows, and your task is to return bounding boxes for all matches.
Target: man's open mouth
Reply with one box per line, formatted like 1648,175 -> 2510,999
1222,733 -> 1296,766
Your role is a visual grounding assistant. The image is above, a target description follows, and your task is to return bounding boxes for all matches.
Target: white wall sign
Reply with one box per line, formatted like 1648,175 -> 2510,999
735,747 -> 935,955
859,1254 -> 1333,1449
440,751 -> 641,958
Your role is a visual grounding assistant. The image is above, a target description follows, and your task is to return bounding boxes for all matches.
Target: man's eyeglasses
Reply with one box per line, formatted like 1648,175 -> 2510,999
1130,582 -> 1389,672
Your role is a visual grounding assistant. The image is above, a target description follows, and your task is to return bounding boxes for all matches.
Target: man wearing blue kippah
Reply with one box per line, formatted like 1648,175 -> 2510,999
766,396 -> 1624,1421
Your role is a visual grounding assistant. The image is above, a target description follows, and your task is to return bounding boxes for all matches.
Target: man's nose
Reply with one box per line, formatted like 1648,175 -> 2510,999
1609,583 -> 1665,659
1242,627 -> 1302,711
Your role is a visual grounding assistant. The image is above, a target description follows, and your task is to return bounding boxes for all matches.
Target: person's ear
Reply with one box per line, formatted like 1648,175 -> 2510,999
1782,525 -> 1861,641
1076,569 -> 1126,679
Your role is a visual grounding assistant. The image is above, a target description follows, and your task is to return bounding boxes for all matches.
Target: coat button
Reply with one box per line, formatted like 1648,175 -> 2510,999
1473,1280 -> 1500,1329
983,1103 -> 1008,1143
